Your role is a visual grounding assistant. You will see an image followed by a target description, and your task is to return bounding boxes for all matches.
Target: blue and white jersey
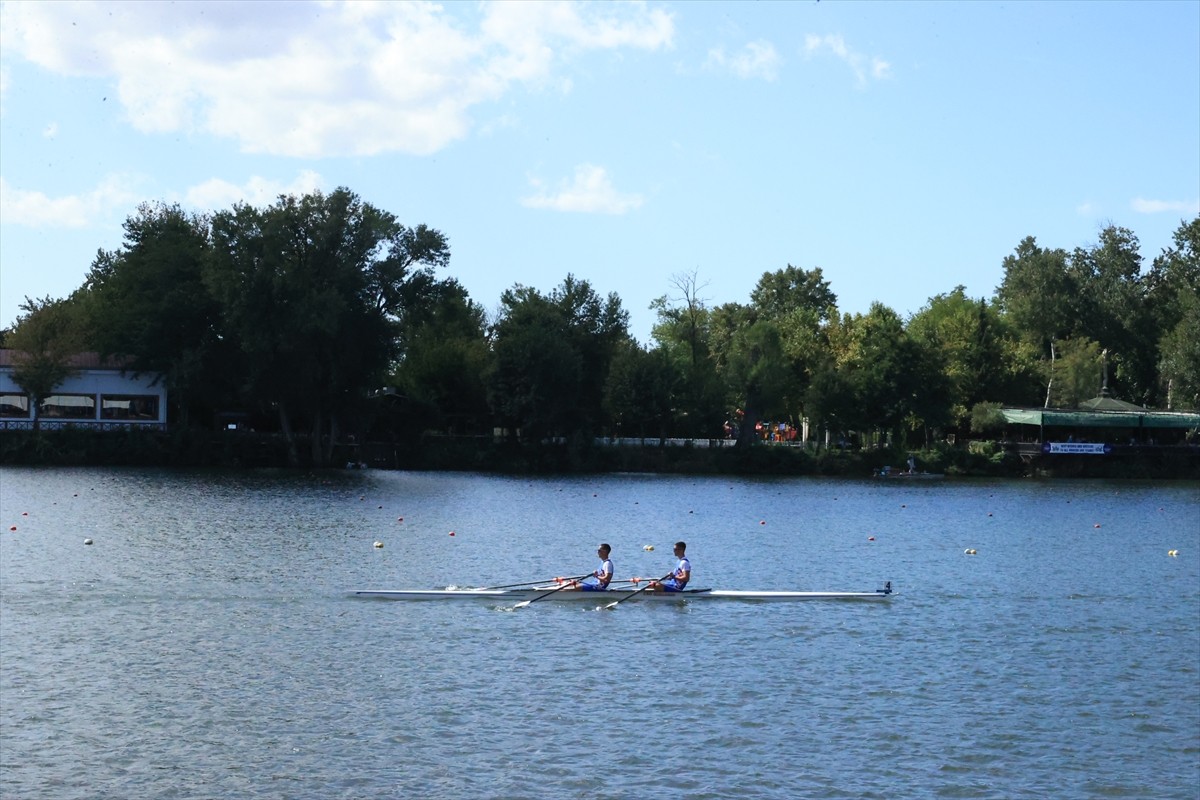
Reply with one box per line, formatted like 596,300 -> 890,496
581,557 -> 614,591
673,556 -> 691,582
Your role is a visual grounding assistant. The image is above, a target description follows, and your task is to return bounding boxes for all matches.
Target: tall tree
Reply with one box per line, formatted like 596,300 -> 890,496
1046,337 -> 1105,408
749,264 -> 837,321
750,265 -> 839,431
996,236 -> 1080,406
1068,225 -> 1154,403
1147,217 -> 1200,409
603,339 -> 677,439
79,203 -> 224,425
908,287 -> 1013,430
388,278 -> 490,436
487,275 -> 628,443
5,296 -> 84,431
808,304 -> 948,448
649,271 -> 724,436
207,188 -> 448,466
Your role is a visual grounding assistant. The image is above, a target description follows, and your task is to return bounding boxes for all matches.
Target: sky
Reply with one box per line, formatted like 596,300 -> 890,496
1,0 -> 1197,345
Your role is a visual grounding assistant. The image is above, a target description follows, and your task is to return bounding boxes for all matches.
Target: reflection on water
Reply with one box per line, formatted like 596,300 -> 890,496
1,467 -> 1197,799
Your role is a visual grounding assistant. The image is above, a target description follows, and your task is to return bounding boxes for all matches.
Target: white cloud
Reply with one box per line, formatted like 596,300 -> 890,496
1131,197 -> 1200,215
706,40 -> 781,81
183,171 -> 325,211
521,164 -> 643,214
0,175 -> 140,228
42,122 -> 58,138
804,34 -> 891,87
0,1 -> 674,159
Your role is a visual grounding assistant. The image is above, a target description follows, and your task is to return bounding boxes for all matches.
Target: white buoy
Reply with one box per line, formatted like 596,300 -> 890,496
84,538 -> 93,545
643,545 -> 654,551
373,541 -> 384,549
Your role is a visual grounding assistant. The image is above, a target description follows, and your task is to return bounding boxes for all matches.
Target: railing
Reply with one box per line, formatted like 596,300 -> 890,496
0,420 -> 167,431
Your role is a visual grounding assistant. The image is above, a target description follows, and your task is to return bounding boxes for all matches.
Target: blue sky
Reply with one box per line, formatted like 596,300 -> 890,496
1,0 -> 1197,345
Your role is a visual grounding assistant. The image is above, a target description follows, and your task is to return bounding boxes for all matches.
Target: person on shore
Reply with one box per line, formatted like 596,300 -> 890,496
649,541 -> 691,593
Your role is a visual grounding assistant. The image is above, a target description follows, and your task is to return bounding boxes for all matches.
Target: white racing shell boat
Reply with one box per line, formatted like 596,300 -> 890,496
354,582 -> 893,602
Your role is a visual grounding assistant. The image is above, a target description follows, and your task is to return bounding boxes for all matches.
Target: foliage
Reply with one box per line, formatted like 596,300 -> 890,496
6,296 -> 85,430
79,203 -> 226,426
1046,337 -> 1104,407
206,188 -> 450,465
603,339 -> 677,439
649,271 -> 726,436
6,184 -> 1195,470
388,278 -> 490,435
969,401 -> 1006,435
487,275 -> 628,442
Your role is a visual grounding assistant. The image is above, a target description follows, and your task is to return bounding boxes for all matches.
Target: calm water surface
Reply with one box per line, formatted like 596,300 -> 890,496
1,467 -> 1197,799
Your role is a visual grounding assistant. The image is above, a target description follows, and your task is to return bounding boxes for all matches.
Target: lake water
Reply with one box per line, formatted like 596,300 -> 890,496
1,467 -> 1197,799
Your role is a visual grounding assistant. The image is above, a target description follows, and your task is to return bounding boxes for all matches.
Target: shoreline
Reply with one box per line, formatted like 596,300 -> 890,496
2,429 -> 1198,480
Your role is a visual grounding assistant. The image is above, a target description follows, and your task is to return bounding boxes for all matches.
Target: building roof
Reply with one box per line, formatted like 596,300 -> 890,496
0,349 -> 136,370
1078,395 -> 1148,412
1001,406 -> 1200,429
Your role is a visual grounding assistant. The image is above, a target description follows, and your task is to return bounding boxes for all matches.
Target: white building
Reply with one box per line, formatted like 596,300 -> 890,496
0,350 -> 167,430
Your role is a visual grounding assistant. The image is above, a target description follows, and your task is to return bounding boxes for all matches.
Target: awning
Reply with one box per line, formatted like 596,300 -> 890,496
1001,407 -> 1200,430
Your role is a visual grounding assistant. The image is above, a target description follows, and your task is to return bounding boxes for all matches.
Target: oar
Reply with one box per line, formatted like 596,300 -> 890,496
603,572 -> 674,610
481,577 -> 574,591
512,574 -> 591,609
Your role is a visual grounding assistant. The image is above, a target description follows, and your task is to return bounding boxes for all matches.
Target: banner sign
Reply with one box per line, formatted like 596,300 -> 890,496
1043,442 -> 1111,455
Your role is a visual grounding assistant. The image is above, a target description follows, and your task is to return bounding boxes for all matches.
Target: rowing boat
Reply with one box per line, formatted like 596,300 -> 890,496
353,583 -> 893,602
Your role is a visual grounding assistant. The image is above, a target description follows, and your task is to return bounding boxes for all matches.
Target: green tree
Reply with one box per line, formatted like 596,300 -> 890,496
1158,288 -> 1200,410
389,278 -> 490,436
723,317 -> 789,446
207,188 -> 447,466
78,203 -> 226,425
487,275 -> 628,443
649,271 -> 725,436
6,296 -> 84,431
1147,217 -> 1200,409
603,339 -> 677,439
996,237 -> 1078,405
808,304 -> 948,448
908,287 -> 1012,430
1068,225 -> 1155,403
749,265 -> 839,438
749,264 -> 837,320
1047,337 -> 1104,408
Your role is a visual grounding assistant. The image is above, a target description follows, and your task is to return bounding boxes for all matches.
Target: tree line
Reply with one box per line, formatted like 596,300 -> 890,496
4,187 -> 1197,466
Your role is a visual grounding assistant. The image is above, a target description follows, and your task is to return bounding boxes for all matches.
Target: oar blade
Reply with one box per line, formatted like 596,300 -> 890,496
512,600 -> 532,609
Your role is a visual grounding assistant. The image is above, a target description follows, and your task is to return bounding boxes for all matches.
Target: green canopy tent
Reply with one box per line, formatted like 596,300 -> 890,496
1000,400 -> 1200,443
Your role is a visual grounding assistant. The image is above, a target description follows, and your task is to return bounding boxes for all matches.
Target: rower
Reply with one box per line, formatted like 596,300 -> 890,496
648,541 -> 690,593
569,543 -> 614,591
